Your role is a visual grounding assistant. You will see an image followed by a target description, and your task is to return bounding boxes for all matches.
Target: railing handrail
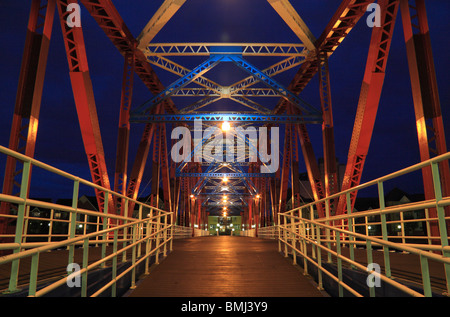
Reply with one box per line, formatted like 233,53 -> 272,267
0,214 -> 171,266
282,151 -> 450,216
278,214 -> 450,265
0,145 -> 168,215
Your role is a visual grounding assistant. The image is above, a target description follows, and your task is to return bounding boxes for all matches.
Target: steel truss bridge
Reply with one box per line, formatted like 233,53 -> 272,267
0,0 -> 449,300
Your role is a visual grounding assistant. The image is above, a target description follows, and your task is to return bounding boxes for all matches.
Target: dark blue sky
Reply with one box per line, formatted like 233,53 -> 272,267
0,0 -> 449,200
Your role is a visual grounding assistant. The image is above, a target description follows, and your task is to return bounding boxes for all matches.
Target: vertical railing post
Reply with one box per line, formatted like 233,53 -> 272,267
101,192 -> 109,268
23,205 -> 30,244
366,240 -> 375,297
137,204 -> 143,258
8,160 -> 31,293
336,233 -> 343,297
48,208 -> 54,243
122,219 -> 128,263
325,199 -> 332,263
399,211 -> 406,245
310,205 -> 316,260
155,211 -> 161,264
291,211 -> 296,265
68,179 -> 79,266
346,192 -> 356,270
82,238 -> 89,297
302,220 -> 308,275
420,254 -> 432,297
378,181 -> 391,278
170,211 -> 174,252
131,223 -> 137,290
163,214 -> 168,257
145,218 -> 151,275
316,224 -> 323,290
430,161 -> 450,294
283,214 -> 288,257
111,229 -> 118,297
277,213 -> 281,253
28,253 -> 40,297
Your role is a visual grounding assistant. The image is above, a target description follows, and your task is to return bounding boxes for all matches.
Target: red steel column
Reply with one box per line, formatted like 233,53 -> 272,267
337,0 -> 400,215
57,0 -> 113,214
114,53 -> 135,217
1,0 -> 56,237
319,53 -> 339,213
400,0 -> 450,237
278,124 -> 292,214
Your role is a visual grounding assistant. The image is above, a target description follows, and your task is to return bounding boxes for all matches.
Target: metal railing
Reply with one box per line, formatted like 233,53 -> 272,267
0,145 -> 183,297
257,226 -> 278,240
173,225 -> 210,238
277,152 -> 450,297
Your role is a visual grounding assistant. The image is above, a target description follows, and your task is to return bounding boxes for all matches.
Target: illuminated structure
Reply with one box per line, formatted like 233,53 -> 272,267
0,0 -> 448,298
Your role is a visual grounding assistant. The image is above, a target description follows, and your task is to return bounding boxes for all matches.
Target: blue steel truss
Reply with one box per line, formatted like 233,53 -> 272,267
132,50 -> 322,120
132,54 -> 225,115
176,173 -> 274,178
227,55 -> 321,116
130,113 -> 322,124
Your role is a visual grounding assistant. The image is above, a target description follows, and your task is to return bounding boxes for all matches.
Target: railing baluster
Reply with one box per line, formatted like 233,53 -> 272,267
8,160 -> 31,293
82,238 -> 89,297
378,181 -> 391,278
28,253 -> 40,297
336,233 -> 343,297
112,229 -> 118,297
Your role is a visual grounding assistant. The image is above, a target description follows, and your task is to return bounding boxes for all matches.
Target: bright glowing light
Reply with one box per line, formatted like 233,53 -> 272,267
222,176 -> 228,183
190,194 -> 194,198
256,194 -> 261,199
222,121 -> 231,132
223,212 -> 227,217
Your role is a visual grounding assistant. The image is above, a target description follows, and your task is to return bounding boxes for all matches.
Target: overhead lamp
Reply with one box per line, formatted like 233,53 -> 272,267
190,194 -> 194,199
222,121 -> 231,132
222,176 -> 228,183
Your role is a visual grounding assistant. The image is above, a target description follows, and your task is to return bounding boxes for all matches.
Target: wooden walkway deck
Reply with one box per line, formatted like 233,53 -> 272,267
1,235 -> 447,297
126,236 -> 326,297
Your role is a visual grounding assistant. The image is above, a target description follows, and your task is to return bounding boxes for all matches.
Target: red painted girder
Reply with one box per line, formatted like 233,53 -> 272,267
57,0 -> 113,214
1,0 -> 56,237
279,124 -> 292,214
319,54 -> 339,211
79,0 -> 178,114
159,123 -> 172,213
400,0 -> 450,236
336,0 -> 400,215
114,53 -> 135,216
273,0 -> 374,114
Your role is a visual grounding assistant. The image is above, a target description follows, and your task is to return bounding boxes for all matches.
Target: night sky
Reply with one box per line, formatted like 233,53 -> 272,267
0,0 -> 449,201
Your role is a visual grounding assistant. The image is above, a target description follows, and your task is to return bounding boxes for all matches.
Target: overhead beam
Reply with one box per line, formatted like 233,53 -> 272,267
144,43 -> 307,57
137,0 -> 186,50
80,0 -> 179,114
177,173 -> 275,178
130,113 -> 322,124
273,0 -> 375,114
267,0 -> 316,51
